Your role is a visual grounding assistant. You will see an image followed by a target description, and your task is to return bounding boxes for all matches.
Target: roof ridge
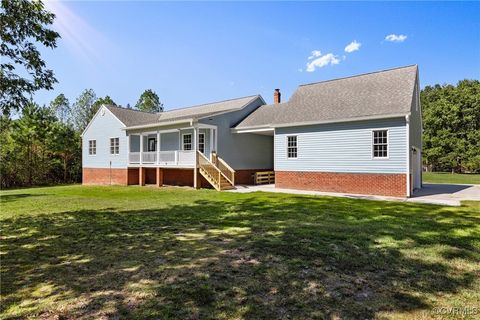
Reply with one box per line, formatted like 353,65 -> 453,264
163,94 -> 260,113
106,104 -> 158,115
298,64 -> 418,88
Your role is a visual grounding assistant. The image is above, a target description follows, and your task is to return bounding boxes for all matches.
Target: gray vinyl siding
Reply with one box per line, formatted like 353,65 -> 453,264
274,118 -> 407,174
82,107 -> 127,169
200,97 -> 274,170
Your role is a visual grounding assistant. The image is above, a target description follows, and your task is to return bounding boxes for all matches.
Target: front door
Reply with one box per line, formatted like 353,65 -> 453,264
198,133 -> 205,154
148,137 -> 156,152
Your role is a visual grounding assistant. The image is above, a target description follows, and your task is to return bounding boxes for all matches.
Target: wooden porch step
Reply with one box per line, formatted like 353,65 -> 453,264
197,151 -> 235,191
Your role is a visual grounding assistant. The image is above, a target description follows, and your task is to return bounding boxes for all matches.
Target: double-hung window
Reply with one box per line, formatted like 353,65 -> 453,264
110,137 -> 119,155
183,134 -> 192,151
287,136 -> 297,159
372,130 -> 388,158
88,140 -> 96,155
198,133 -> 205,153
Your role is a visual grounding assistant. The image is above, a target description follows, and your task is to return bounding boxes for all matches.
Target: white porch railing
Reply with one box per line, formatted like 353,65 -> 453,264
129,152 -> 140,163
129,150 -> 195,166
142,152 -> 157,163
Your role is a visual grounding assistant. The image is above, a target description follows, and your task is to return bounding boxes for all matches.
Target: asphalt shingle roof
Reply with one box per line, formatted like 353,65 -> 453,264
106,95 -> 261,127
235,65 -> 418,129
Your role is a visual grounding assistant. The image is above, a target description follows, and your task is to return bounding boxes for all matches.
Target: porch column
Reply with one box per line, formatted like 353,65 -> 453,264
139,167 -> 145,186
140,134 -> 144,165
209,128 -> 214,160
127,134 -> 130,164
214,128 -> 218,153
156,131 -> 160,165
156,167 -> 163,187
193,126 -> 199,189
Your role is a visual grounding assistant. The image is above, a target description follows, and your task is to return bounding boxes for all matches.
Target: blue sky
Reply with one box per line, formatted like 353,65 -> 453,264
37,1 -> 480,110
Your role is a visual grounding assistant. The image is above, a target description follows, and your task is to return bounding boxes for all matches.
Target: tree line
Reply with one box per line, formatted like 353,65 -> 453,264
1,1 -> 479,189
0,89 -> 163,189
421,79 -> 480,173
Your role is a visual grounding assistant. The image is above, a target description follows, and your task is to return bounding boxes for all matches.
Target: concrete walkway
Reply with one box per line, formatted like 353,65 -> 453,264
228,183 -> 480,206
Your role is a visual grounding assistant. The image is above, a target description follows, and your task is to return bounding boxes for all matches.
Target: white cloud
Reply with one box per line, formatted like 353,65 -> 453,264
306,51 -> 340,72
344,40 -> 361,53
308,50 -> 322,60
385,34 -> 407,42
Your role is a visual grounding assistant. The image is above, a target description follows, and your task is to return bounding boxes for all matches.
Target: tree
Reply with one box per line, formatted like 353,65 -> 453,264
0,103 -> 82,188
10,102 -> 56,185
0,0 -> 60,115
48,123 -> 80,182
421,80 -> 480,173
91,95 -> 116,120
70,89 -> 97,131
49,94 -> 71,124
135,89 -> 163,112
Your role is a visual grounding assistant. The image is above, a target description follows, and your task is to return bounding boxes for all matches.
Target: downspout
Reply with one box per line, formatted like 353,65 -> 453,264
405,114 -> 411,197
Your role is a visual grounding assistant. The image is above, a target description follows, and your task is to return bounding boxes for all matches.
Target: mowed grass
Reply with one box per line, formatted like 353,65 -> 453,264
423,172 -> 480,185
1,185 -> 479,319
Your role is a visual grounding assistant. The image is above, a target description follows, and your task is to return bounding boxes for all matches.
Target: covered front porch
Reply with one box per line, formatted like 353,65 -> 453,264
127,124 -> 218,168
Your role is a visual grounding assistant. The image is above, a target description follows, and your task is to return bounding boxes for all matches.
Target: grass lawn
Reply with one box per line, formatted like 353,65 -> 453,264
1,185 -> 479,319
423,172 -> 480,185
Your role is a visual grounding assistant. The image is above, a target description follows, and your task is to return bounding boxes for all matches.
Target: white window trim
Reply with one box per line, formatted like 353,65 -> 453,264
371,129 -> 390,160
182,133 -> 192,151
286,135 -> 298,159
110,137 -> 120,156
198,133 -> 205,154
88,139 -> 96,156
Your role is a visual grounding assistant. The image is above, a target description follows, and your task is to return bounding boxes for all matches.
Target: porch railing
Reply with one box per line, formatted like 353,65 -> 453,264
129,150 -> 195,166
211,152 -> 235,185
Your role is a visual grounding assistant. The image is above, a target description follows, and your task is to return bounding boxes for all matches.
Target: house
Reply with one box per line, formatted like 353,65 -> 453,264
82,65 -> 422,197
82,95 -> 274,190
234,65 -> 422,197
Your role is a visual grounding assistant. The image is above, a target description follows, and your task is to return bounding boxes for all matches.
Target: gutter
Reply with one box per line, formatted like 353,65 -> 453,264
122,118 -> 195,130
232,113 -> 409,133
273,113 -> 409,128
406,114 -> 411,198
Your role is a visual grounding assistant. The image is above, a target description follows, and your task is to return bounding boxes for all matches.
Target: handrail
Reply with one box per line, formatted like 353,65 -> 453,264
197,151 -> 222,190
217,156 -> 235,186
197,151 -> 235,190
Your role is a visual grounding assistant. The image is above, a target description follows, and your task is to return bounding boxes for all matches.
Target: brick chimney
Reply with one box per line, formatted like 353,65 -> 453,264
273,88 -> 281,104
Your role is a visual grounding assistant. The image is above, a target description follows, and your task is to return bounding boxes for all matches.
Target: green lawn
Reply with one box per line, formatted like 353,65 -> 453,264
1,185 -> 479,319
423,172 -> 480,185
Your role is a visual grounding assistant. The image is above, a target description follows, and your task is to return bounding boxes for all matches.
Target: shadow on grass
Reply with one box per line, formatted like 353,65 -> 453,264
0,193 -> 47,203
1,194 -> 479,319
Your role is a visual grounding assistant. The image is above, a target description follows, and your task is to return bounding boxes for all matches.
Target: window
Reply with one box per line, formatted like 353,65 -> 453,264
373,130 -> 388,158
183,134 -> 192,151
88,140 -> 96,155
287,136 -> 297,159
110,137 -> 119,155
198,133 -> 205,153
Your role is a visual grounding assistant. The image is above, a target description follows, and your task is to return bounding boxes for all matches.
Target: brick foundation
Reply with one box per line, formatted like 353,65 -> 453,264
83,167 -> 271,189
83,168 -> 128,185
275,171 -> 407,197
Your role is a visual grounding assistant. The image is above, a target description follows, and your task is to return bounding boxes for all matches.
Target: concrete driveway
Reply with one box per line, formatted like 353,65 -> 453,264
230,183 -> 480,206
408,183 -> 480,206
